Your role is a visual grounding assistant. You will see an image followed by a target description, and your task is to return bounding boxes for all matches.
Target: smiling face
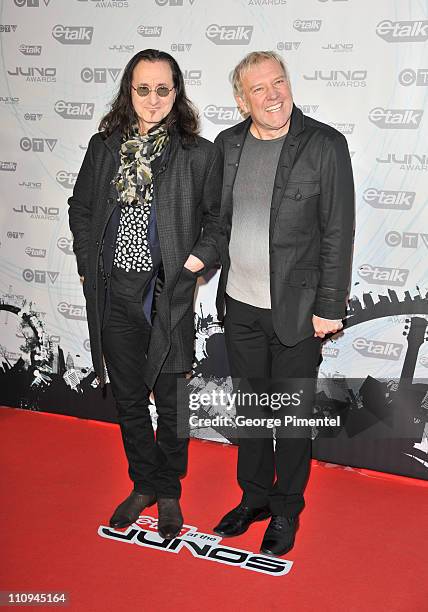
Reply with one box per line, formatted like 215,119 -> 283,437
131,59 -> 176,134
235,58 -> 293,140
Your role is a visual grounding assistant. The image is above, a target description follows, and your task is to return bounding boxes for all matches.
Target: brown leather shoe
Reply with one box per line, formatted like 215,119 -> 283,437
109,492 -> 156,529
157,498 -> 183,540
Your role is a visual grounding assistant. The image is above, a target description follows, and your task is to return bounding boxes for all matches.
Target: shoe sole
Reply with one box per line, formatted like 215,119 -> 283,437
213,511 -> 271,538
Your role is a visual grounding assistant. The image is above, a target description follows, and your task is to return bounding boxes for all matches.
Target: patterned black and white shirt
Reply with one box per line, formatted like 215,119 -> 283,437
113,202 -> 153,273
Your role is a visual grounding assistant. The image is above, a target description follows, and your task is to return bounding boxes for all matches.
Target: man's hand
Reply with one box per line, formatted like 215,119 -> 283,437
312,315 -> 343,339
183,254 -> 205,273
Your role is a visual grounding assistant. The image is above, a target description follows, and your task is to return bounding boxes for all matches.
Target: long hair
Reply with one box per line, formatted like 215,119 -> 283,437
99,49 -> 199,145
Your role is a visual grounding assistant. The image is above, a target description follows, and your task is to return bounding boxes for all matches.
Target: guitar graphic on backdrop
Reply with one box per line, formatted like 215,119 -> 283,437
398,316 -> 428,468
399,316 -> 428,389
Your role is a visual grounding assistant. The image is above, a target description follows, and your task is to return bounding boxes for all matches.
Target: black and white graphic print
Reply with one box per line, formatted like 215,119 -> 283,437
113,204 -> 152,272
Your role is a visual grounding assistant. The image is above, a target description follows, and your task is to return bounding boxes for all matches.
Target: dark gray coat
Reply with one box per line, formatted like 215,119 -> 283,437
68,129 -> 222,388
215,105 -> 355,345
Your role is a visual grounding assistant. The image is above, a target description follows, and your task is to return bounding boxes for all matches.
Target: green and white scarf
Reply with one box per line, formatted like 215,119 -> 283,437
113,124 -> 169,207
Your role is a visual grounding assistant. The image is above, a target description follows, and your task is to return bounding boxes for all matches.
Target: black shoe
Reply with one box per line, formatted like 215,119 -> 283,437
157,498 -> 183,540
109,491 -> 156,529
260,515 -> 299,556
213,503 -> 271,537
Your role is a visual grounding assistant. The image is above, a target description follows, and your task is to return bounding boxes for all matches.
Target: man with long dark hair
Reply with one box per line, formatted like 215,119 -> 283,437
68,49 -> 222,539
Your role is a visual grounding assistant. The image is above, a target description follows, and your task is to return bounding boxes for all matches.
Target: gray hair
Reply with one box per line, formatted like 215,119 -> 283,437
232,50 -> 290,98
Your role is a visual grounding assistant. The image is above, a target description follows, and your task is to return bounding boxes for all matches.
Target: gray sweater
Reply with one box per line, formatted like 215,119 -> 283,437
226,130 -> 286,308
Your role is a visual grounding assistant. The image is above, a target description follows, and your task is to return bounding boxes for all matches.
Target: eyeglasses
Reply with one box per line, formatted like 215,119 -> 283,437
131,84 -> 175,98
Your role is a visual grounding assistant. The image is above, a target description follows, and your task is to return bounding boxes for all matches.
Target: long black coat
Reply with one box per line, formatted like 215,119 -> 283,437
68,128 -> 222,389
215,105 -> 355,345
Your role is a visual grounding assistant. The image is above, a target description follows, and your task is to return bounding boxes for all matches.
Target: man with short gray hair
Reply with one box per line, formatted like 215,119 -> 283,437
213,51 -> 354,556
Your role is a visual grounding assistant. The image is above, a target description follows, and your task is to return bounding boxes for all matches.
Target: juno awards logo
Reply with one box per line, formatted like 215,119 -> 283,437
98,515 -> 293,576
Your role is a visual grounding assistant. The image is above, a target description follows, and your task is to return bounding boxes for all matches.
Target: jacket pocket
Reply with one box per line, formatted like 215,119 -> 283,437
284,181 -> 320,201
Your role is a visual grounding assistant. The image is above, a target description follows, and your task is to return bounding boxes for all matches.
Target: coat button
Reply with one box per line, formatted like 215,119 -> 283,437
295,192 -> 302,200
301,281 -> 307,287
235,163 -> 239,167
96,240 -> 99,246
236,143 -> 241,147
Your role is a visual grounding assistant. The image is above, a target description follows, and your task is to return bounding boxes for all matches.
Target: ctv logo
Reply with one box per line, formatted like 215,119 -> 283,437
398,69 -> 428,87
24,113 -> 43,121
81,68 -> 121,83
155,0 -> 197,5
23,269 -> 59,284
14,0 -> 52,6
385,231 -> 428,249
20,137 -> 57,152
297,105 -> 319,114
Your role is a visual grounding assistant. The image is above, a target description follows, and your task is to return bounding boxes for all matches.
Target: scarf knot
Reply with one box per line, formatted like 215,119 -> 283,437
113,124 -> 169,207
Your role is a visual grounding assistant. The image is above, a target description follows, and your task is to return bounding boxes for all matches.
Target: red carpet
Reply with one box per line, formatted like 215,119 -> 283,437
1,406 -> 427,611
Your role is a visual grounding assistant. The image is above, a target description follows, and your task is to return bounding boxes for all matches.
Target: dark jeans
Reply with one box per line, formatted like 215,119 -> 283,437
102,297 -> 188,499
224,295 -> 321,517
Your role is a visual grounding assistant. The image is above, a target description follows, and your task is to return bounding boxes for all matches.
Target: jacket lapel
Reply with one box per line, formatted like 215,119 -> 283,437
101,129 -> 121,222
269,105 -> 305,238
221,117 -> 251,227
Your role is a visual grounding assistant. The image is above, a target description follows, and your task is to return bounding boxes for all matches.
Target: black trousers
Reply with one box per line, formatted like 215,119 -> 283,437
102,296 -> 187,499
224,295 -> 321,517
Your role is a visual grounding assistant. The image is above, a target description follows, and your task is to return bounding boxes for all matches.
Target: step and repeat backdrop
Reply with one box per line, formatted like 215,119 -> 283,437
1,0 -> 427,478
